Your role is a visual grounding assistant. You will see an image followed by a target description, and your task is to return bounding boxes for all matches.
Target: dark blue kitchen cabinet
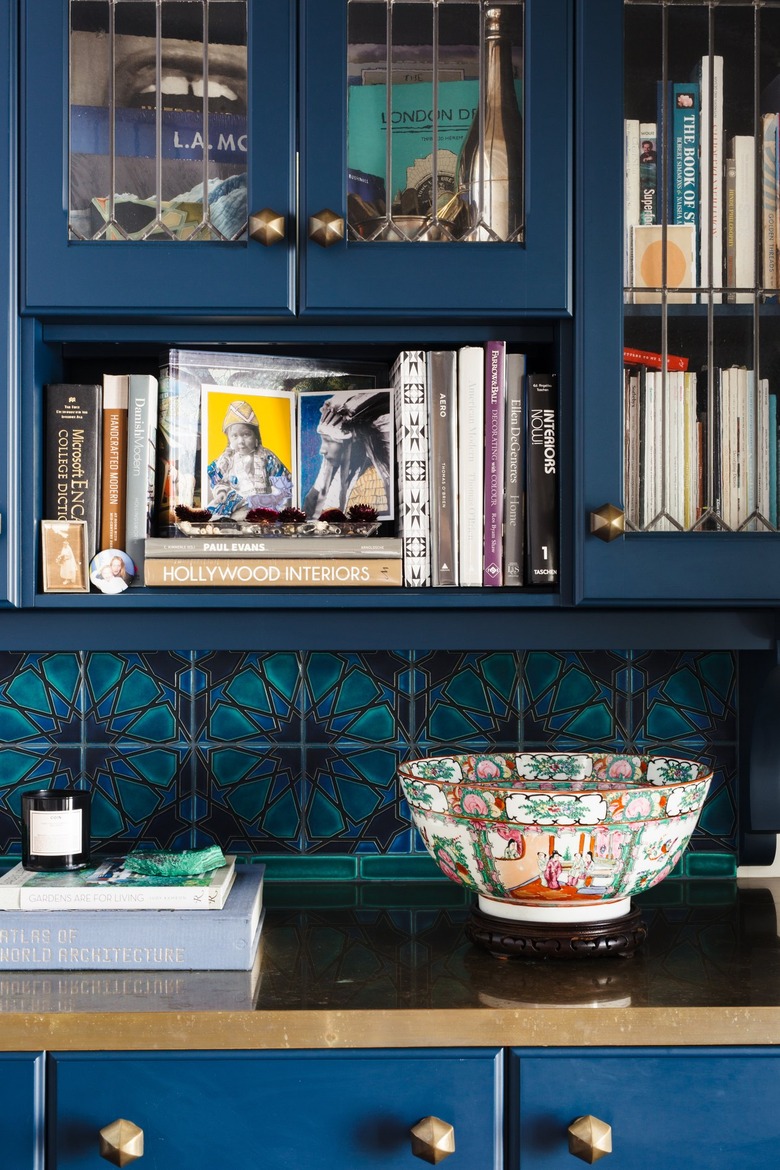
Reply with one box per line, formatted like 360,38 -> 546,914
0,1053 -> 44,1167
48,1049 -> 502,1169
0,0 -> 17,607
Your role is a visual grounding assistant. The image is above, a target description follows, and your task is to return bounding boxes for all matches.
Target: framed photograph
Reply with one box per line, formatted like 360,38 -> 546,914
200,384 -> 296,518
41,520 -> 89,593
298,388 -> 395,520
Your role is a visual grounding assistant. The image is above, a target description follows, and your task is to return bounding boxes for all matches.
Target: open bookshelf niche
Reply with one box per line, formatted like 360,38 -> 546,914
623,0 -> 780,534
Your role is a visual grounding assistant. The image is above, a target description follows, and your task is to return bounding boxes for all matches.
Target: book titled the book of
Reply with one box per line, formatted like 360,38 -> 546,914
125,373 -> 159,585
456,345 -> 485,588
483,340 -> 506,586
0,855 -> 236,911
43,383 -> 102,562
525,372 -> 559,586
390,350 -> 431,588
100,374 -> 129,551
144,558 -> 402,587
0,865 -> 264,971
502,352 -> 527,586
155,350 -> 383,537
145,536 -> 402,559
427,350 -> 459,587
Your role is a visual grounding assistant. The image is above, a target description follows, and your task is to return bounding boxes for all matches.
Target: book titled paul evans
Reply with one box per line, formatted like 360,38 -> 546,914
525,372 -> 559,587
0,865 -> 264,971
43,383 -> 102,560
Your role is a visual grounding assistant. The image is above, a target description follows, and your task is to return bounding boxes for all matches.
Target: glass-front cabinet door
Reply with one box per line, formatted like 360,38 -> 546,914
579,0 -> 780,603
22,0 -> 571,319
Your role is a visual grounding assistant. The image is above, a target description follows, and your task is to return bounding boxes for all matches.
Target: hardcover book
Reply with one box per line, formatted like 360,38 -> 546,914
100,374 -> 129,552
427,350 -> 459,587
145,536 -> 402,559
728,134 -> 756,304
525,372 -> 559,586
390,350 -> 431,588
0,855 -> 236,911
155,349 -> 383,537
483,340 -> 506,586
502,352 -> 527,586
144,558 -> 402,587
43,383 -> 102,561
624,117 -> 640,291
695,52 -> 724,300
456,345 -> 485,587
761,112 -> 778,295
638,122 -> 657,225
0,865 -> 264,971
124,374 -> 159,585
632,223 -> 696,304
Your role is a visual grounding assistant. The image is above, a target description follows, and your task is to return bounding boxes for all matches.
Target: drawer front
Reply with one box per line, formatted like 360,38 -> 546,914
50,1049 -> 502,1169
0,1053 -> 44,1168
511,1048 -> 780,1169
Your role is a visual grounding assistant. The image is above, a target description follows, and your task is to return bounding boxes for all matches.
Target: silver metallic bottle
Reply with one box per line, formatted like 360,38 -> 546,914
456,5 -> 524,241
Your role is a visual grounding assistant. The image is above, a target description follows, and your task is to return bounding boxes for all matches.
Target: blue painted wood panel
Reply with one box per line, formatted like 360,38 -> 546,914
49,1049 -> 502,1169
22,0 -> 296,316
0,0 -> 17,605
0,1053 -> 44,1168
510,1048 -> 780,1168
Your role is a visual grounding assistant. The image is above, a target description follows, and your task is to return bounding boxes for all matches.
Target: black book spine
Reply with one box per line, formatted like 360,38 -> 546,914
43,383 -> 102,561
525,373 -> 559,586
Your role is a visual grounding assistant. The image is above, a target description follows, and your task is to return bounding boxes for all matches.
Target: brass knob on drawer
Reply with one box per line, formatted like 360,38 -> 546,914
567,1114 -> 612,1162
98,1118 -> 144,1165
308,208 -> 345,247
590,503 -> 625,541
410,1115 -> 456,1163
248,208 -> 286,245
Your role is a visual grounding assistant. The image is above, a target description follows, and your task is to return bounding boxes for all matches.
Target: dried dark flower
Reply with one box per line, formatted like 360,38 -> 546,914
174,505 -> 213,522
278,507 -> 307,523
346,505 -> 379,522
319,508 -> 347,522
245,507 -> 280,524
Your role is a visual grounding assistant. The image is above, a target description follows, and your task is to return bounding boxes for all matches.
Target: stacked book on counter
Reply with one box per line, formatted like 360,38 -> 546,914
0,855 -> 265,986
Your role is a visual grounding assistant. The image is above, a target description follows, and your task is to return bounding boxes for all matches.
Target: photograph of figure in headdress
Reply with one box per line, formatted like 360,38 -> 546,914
298,388 -> 394,520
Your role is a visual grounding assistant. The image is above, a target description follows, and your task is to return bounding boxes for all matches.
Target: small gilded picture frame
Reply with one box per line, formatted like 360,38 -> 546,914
41,520 -> 90,593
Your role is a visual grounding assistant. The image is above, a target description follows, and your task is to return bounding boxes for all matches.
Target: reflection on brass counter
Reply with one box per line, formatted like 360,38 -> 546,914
1,880 -> 780,1050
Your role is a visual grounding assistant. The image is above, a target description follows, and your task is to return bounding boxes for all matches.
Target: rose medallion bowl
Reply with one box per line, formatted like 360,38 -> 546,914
398,751 -> 712,959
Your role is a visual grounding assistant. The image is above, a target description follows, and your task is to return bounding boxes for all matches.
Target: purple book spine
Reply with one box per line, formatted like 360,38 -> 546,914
483,341 -> 506,586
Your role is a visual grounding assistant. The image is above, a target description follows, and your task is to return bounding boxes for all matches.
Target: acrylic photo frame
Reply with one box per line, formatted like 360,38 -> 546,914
298,387 -> 395,521
200,384 -> 296,517
41,520 -> 90,593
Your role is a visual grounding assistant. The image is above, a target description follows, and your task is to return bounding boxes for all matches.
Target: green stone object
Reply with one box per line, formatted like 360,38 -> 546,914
124,846 -> 227,877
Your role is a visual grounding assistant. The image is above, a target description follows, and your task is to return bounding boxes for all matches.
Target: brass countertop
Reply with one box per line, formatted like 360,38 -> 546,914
1,879 -> 779,1051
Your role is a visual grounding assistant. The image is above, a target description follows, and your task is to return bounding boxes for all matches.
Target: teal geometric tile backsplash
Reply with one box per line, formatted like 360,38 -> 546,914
0,649 -> 739,871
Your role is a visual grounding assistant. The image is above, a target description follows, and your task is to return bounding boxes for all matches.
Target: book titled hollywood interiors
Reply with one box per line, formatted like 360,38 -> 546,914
144,558 -> 402,586
0,855 -> 236,911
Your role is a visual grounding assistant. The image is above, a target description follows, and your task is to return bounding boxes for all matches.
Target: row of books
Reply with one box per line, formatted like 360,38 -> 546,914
0,855 -> 265,972
624,356 -> 778,532
625,51 -> 780,301
391,345 -> 558,588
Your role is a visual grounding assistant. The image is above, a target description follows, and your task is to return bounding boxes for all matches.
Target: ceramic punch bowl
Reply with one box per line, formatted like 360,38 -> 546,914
398,751 -> 712,924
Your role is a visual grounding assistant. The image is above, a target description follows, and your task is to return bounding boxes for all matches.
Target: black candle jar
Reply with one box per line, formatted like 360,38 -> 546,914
21,789 -> 91,871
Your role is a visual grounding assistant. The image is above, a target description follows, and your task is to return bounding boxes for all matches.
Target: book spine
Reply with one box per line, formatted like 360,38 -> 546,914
427,350 -> 459,586
638,122 -> 657,225
125,374 -> 159,585
483,340 -> 506,585
145,537 -> 402,558
502,352 -> 526,586
525,373 -> 559,586
731,135 -> 756,303
390,350 -> 431,587
624,117 -> 640,293
762,113 -> 778,294
456,346 -> 485,587
623,347 -> 688,372
100,374 -> 129,551
154,356 -> 202,537
144,558 -> 403,587
770,392 -> 778,529
43,383 -> 102,562
696,54 -> 724,300
671,82 -> 699,237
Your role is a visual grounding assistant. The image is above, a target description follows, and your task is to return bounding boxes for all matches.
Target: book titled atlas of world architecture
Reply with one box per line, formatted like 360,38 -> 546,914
0,865 -> 265,972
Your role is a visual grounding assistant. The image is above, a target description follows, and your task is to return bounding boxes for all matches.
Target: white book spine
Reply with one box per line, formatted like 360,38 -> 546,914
125,374 -> 159,585
390,351 -> 431,587
457,346 -> 485,587
731,135 -> 756,303
625,117 -> 640,296
698,54 -> 724,301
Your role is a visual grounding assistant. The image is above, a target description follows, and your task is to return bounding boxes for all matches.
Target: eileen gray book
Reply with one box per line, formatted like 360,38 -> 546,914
0,865 -> 265,971
0,855 -> 237,911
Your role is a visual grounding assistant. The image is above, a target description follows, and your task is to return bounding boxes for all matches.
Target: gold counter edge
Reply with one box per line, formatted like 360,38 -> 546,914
0,1007 -> 778,1051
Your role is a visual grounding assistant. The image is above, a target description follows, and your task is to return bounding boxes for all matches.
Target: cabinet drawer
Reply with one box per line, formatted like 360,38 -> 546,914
50,1049 -> 502,1169
511,1048 -> 780,1168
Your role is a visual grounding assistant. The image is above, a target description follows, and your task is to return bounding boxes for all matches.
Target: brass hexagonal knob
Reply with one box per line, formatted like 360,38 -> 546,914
248,208 -> 286,246
567,1114 -> 612,1162
410,1115 -> 456,1163
99,1118 -> 144,1165
590,503 -> 625,541
308,208 -> 345,247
